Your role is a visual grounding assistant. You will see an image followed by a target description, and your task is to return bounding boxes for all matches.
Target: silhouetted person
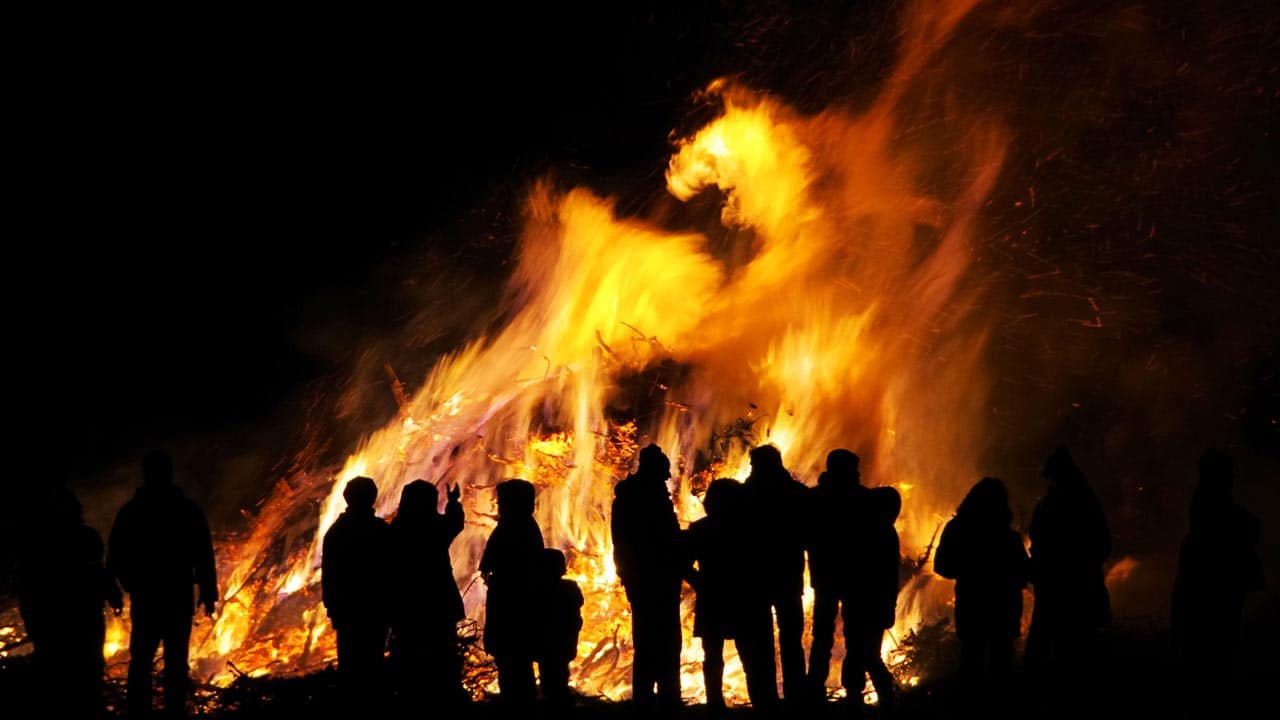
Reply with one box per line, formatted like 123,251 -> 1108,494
741,444 -> 809,702
841,485 -> 900,717
389,479 -> 467,712
1171,450 -> 1264,716
17,486 -> 123,719
611,443 -> 685,713
536,548 -> 584,713
934,477 -> 1029,704
807,449 -> 866,702
479,478 -> 544,712
684,478 -> 777,713
1026,447 -> 1110,673
321,476 -> 393,708
108,451 -> 217,719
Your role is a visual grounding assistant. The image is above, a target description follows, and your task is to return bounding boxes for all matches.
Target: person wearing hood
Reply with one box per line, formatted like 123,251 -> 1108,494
389,479 -> 467,710
934,477 -> 1029,696
108,450 -> 217,718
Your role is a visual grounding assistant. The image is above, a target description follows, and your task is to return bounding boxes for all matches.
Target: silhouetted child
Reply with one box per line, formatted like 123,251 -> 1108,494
108,450 -> 217,718
321,476 -> 393,709
17,486 -> 123,719
536,548 -> 584,712
685,478 -> 777,712
390,479 -> 467,711
610,444 -> 685,712
1171,450 -> 1264,716
807,449 -> 866,702
479,478 -> 544,712
1026,447 -> 1111,670
934,477 -> 1029,700
843,485 -> 900,718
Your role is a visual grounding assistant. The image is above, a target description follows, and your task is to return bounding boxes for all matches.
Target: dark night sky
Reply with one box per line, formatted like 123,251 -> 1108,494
10,0 -> 1280,554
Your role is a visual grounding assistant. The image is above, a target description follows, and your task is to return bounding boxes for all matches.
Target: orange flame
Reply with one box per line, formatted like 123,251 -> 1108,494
102,0 -> 1012,704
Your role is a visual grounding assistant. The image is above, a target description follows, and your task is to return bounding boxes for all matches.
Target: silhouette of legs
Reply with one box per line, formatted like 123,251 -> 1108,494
128,601 -> 193,718
808,589 -> 840,699
493,652 -> 536,712
629,588 -> 682,712
772,592 -> 806,701
334,620 -> 388,714
735,615 -> 780,711
391,622 -> 464,713
844,623 -> 893,718
701,635 -> 726,711
538,658 -> 572,712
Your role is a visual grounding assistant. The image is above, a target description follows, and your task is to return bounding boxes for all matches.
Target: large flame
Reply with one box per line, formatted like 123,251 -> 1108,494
101,0 -> 1010,704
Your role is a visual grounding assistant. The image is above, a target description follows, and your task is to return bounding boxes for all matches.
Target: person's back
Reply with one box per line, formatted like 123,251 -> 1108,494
806,449 -> 865,703
18,486 -> 122,719
842,485 -> 900,715
321,476 -> 392,707
741,444 -> 810,702
934,477 -> 1028,697
108,451 -> 216,719
1170,450 -> 1264,717
389,479 -> 466,709
609,444 -> 684,711
536,548 -> 583,711
479,478 -> 544,710
686,478 -> 776,710
1027,447 -> 1111,658
1172,450 -> 1264,655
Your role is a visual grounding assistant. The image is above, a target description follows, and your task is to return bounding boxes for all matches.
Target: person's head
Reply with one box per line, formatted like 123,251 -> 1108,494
826,449 -> 860,482
343,476 -> 379,511
871,485 -> 902,523
637,444 -> 672,480
1043,446 -> 1084,488
1197,449 -> 1234,497
50,486 -> 83,526
496,478 -> 536,519
956,476 -> 1012,527
396,479 -> 437,521
749,445 -> 784,474
702,478 -> 741,518
143,450 -> 174,486
543,548 -> 568,579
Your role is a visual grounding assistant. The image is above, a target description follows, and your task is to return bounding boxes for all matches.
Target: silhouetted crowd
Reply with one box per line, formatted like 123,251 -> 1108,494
10,443 -> 1266,718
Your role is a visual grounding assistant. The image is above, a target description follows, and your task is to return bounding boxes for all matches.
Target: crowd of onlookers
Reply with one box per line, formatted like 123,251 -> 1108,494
9,442 -> 1264,718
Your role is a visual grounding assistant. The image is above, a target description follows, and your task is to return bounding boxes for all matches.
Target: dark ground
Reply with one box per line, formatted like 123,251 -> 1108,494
2,616 -> 1276,719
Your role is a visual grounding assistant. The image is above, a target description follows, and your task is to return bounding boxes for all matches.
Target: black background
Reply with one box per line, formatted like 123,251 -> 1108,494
9,1 -> 1279,559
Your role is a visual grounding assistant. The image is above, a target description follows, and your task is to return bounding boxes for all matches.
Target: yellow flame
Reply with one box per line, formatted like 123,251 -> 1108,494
93,0 -> 1022,705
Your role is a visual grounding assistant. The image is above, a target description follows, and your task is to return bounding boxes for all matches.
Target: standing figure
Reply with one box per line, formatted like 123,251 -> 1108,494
1026,447 -> 1111,669
1171,450 -> 1264,715
390,479 -> 467,710
536,548 -> 584,713
684,478 -> 776,712
108,451 -> 217,718
321,476 -> 393,707
807,449 -> 866,702
17,486 -> 123,719
841,485 -> 900,717
479,478 -> 544,711
934,478 -> 1029,698
611,444 -> 686,712
741,444 -> 810,702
